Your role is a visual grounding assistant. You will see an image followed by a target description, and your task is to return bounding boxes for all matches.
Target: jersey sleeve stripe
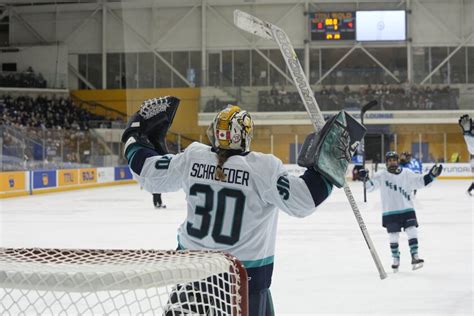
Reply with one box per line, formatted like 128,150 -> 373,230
241,256 -> 274,268
300,168 -> 333,207
126,143 -> 159,174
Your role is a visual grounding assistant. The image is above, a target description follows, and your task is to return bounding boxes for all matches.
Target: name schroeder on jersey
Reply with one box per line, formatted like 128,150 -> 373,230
190,162 -> 250,186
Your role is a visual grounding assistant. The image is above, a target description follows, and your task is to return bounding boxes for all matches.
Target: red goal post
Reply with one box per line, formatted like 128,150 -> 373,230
0,248 -> 248,315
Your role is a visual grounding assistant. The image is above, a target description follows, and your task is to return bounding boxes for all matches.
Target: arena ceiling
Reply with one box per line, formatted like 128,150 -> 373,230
0,0 -> 410,7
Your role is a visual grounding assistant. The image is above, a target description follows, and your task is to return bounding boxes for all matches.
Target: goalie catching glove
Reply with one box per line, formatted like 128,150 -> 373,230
121,96 -> 180,155
298,111 -> 366,188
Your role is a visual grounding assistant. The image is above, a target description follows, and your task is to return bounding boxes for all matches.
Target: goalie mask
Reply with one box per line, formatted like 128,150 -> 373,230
207,105 -> 254,152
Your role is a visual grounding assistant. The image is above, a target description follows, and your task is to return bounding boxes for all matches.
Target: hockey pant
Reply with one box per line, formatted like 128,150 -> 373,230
153,193 -> 162,206
249,288 -> 274,316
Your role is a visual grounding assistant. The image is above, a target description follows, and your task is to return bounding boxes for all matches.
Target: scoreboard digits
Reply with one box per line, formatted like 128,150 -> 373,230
310,12 -> 356,41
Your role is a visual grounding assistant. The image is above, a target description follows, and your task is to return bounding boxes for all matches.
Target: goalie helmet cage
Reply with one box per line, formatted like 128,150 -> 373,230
0,248 -> 249,316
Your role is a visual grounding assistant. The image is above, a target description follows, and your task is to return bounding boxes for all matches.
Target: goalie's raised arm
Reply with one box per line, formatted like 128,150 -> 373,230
121,96 -> 186,194
268,112 -> 366,217
122,96 -> 180,174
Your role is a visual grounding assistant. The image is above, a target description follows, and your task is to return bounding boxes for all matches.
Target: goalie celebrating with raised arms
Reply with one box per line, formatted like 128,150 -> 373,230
121,97 -> 365,316
358,152 -> 443,273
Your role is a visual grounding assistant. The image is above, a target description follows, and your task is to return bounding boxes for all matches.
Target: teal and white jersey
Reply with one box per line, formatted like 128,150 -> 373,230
464,133 -> 474,155
131,142 -> 322,267
365,168 -> 428,215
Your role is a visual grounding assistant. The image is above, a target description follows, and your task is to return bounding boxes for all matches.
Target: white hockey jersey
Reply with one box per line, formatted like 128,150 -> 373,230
132,142 -> 321,268
365,168 -> 429,215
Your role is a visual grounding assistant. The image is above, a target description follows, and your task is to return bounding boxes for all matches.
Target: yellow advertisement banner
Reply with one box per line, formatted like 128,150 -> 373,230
0,172 -> 26,192
58,169 -> 79,186
79,168 -> 97,184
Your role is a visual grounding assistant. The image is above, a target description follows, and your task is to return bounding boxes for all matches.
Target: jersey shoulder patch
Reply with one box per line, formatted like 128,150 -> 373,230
276,175 -> 290,200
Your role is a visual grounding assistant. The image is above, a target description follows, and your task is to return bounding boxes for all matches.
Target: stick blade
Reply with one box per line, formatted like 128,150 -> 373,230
233,9 -> 273,40
361,100 -> 378,114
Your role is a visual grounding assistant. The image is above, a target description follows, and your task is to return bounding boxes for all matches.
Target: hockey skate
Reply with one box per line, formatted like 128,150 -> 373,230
391,257 -> 400,273
154,204 -> 167,209
411,254 -> 424,270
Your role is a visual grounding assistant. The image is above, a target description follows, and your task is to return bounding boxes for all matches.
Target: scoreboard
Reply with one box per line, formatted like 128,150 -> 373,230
310,12 -> 356,41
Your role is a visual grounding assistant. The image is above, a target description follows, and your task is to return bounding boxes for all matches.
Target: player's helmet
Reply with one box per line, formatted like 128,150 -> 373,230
207,105 -> 254,151
385,151 -> 399,164
400,151 -> 412,164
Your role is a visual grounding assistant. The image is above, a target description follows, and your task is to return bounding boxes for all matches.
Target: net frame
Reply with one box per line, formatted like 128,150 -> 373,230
0,248 -> 248,315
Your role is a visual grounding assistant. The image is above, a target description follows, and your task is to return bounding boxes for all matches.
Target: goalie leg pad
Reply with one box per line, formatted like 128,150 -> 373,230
298,111 -> 366,188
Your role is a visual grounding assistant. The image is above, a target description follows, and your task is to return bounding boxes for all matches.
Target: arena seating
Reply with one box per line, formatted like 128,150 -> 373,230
258,85 -> 459,111
0,67 -> 47,88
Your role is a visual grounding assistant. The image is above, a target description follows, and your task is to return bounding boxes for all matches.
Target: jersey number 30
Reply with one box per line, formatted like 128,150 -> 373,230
187,183 -> 245,246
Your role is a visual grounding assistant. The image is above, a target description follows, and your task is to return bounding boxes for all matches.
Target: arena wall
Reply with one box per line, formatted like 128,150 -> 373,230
0,166 -> 135,199
71,88 -> 202,136
1,162 -> 471,199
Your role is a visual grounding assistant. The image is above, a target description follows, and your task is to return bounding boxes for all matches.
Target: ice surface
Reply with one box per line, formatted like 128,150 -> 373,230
1,180 -> 472,315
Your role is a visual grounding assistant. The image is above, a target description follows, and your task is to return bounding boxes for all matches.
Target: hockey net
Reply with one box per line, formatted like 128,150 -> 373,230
0,248 -> 248,315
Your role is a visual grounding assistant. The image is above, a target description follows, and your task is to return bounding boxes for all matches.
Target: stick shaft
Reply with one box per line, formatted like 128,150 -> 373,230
234,10 -> 387,280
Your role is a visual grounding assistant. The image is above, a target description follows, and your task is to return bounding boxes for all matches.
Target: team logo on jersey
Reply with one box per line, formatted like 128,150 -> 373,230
277,175 -> 290,200
385,180 -> 411,201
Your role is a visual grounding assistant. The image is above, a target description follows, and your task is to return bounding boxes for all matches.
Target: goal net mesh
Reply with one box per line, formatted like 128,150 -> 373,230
0,248 -> 247,315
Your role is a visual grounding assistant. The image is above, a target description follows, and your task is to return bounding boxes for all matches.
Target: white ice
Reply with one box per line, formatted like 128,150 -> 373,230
1,180 -> 473,315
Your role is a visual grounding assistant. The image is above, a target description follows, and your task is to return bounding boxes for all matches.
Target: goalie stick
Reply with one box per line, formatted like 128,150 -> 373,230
234,10 -> 387,280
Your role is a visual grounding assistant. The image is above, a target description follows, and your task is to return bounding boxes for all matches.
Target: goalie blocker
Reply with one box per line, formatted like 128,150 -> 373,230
298,111 -> 366,188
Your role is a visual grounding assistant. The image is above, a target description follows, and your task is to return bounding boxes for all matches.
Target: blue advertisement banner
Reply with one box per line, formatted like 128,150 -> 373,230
115,166 -> 133,181
32,170 -> 57,189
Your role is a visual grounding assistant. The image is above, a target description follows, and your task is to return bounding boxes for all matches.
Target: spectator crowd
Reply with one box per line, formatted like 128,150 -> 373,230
258,84 -> 459,112
0,95 -> 106,130
0,67 -> 47,88
1,95 -> 112,170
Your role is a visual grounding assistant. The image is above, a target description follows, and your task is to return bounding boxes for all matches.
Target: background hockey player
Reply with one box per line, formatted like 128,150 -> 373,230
400,151 -> 422,195
400,152 -> 422,174
152,193 -> 165,208
351,144 -> 364,181
458,114 -> 474,196
358,151 -> 443,272
121,98 -> 364,315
